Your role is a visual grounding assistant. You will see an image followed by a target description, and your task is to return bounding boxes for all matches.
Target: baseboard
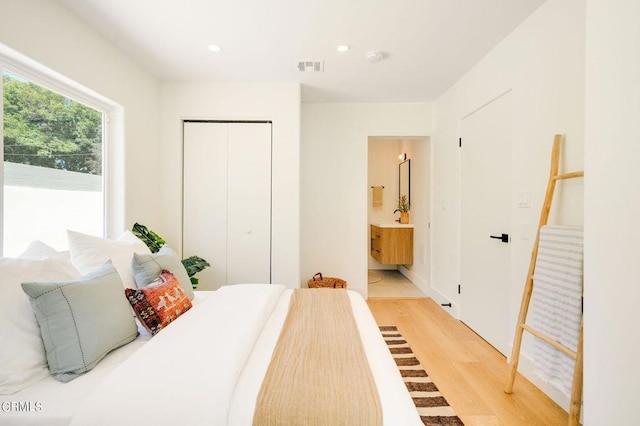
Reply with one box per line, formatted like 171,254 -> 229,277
398,266 -> 460,318
508,348 -> 574,415
397,265 -> 431,296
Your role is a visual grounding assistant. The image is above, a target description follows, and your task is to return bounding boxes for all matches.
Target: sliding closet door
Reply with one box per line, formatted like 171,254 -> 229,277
183,121 -> 271,290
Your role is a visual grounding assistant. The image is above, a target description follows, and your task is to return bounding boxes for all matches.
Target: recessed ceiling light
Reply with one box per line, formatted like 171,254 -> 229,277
336,45 -> 350,52
208,44 -> 222,52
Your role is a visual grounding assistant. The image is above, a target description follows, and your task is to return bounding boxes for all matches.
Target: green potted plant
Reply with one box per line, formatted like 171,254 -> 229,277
132,223 -> 210,289
395,195 -> 410,224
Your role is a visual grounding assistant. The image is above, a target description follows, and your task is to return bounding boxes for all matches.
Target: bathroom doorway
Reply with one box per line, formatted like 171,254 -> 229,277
367,136 -> 431,298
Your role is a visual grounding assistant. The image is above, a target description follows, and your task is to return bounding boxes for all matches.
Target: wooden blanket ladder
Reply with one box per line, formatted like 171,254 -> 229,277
504,134 -> 584,426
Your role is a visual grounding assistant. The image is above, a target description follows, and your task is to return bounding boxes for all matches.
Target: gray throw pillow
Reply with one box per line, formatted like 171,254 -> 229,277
131,245 -> 195,300
21,261 -> 138,383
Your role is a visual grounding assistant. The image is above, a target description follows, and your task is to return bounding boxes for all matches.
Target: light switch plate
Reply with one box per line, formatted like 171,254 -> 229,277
518,192 -> 531,208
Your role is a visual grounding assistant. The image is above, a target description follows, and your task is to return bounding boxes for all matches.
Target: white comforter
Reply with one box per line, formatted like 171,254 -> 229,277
8,285 -> 422,425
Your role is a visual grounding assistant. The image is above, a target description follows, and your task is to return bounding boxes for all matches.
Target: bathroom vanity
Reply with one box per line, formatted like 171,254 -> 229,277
370,223 -> 414,265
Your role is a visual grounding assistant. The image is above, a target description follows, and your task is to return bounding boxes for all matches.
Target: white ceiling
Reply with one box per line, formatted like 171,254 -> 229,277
58,0 -> 545,103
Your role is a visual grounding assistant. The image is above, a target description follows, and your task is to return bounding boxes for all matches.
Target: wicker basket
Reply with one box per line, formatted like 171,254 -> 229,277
307,272 -> 347,289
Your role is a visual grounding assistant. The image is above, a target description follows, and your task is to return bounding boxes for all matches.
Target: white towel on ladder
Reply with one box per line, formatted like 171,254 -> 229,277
530,225 -> 583,397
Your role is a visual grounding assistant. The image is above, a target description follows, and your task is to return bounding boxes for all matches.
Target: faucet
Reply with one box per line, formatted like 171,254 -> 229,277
393,209 -> 401,222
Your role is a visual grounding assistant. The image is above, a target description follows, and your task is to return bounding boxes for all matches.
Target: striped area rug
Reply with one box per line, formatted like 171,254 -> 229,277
380,326 -> 464,426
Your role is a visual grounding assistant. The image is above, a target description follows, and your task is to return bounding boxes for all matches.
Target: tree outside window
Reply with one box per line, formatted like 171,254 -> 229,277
2,70 -> 104,256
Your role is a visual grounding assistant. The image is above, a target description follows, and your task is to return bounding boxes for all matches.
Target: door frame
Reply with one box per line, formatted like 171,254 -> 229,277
364,136 -> 432,298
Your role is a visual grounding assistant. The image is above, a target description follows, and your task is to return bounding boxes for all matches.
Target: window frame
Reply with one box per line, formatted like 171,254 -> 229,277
0,53 -> 112,256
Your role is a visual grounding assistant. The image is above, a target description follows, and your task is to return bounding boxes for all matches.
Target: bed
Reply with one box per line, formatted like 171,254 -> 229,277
1,252 -> 422,426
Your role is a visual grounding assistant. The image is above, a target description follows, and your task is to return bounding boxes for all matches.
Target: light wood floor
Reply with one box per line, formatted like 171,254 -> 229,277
368,269 -> 427,298
367,297 -> 568,426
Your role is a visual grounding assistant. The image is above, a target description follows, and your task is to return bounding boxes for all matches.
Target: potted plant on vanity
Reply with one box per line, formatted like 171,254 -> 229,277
394,195 -> 410,224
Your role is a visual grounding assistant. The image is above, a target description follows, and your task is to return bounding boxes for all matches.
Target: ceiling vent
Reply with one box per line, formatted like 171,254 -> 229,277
297,61 -> 324,73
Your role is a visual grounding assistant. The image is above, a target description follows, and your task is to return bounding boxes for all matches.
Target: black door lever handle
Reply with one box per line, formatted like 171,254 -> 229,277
490,233 -> 509,243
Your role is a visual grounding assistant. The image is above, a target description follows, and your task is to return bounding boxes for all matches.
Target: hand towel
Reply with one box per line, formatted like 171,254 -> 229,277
372,186 -> 383,208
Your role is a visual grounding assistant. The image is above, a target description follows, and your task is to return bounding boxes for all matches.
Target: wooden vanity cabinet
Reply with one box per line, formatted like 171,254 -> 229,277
370,225 -> 413,265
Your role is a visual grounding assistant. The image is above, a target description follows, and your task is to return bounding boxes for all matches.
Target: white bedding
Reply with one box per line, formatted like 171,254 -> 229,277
2,285 -> 422,425
0,291 -> 213,426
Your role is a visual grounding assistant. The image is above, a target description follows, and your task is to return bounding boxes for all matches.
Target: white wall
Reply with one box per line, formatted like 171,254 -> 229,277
4,163 -> 102,256
301,103 -> 433,297
584,0 -> 640,423
159,81 -> 301,288
432,0 -> 585,410
0,0 -> 162,237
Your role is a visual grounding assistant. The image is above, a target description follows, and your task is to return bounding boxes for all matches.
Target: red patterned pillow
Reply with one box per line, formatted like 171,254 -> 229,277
125,270 -> 192,335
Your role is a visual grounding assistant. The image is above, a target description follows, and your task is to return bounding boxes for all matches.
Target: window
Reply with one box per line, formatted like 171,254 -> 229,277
2,69 -> 105,256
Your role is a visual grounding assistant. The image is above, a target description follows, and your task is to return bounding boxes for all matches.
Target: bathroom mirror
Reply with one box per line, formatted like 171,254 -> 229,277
399,159 -> 410,208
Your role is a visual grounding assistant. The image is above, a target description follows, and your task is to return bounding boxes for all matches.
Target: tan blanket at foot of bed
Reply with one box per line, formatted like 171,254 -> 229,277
253,289 -> 383,426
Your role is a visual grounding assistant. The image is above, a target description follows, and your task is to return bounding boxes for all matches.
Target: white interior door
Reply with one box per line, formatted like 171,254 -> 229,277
460,92 -> 512,355
226,123 -> 271,284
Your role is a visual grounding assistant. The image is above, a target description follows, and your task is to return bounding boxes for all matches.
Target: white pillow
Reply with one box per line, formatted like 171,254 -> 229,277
67,230 -> 151,289
117,229 -> 145,244
0,257 -> 81,394
19,240 -> 65,260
